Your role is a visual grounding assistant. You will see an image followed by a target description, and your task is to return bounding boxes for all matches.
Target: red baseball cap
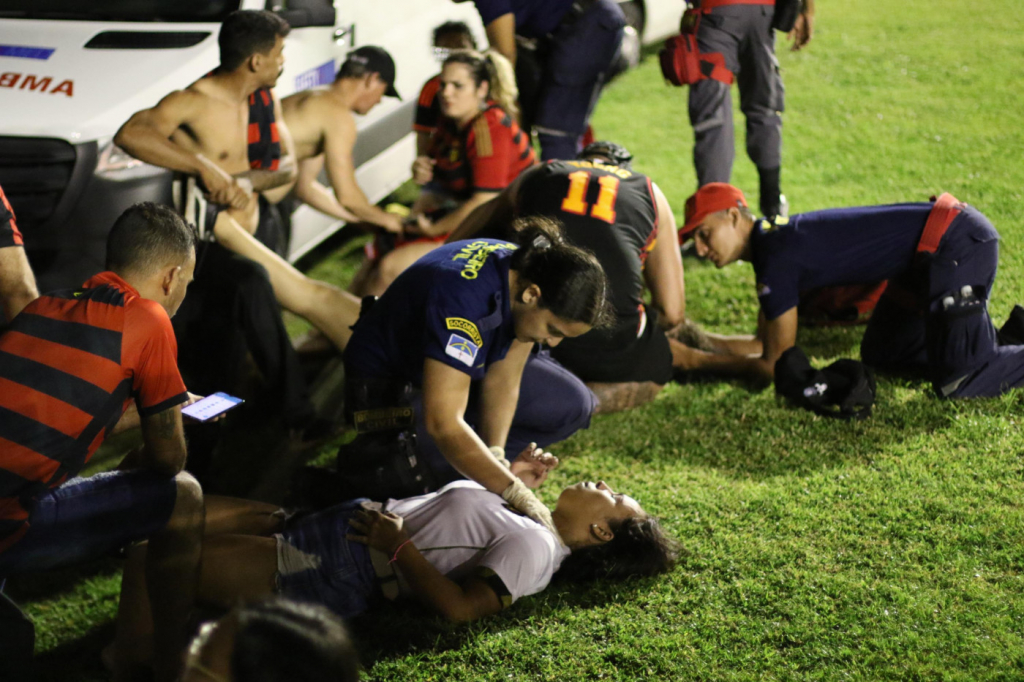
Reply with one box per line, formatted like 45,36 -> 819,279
680,183 -> 748,241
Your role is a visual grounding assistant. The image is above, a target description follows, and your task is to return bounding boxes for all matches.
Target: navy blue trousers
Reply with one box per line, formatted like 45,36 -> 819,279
861,207 -> 1024,397
534,0 -> 625,160
414,350 -> 597,482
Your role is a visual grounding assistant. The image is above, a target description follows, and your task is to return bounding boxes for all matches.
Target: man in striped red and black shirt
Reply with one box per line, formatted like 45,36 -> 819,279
0,203 -> 203,682
0,184 -> 39,323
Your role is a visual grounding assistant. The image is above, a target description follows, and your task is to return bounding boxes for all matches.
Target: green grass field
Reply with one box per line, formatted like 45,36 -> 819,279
15,0 -> 1024,679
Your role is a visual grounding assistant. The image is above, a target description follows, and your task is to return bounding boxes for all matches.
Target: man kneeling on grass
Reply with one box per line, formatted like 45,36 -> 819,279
674,183 -> 1024,398
0,204 -> 202,682
109,445 -> 677,675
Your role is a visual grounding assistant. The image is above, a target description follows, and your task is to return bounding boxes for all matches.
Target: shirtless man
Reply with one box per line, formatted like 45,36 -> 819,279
115,10 -> 295,212
115,10 -> 361,353
284,46 -> 405,234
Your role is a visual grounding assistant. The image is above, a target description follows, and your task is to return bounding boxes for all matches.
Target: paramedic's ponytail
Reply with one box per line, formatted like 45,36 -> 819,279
510,216 -> 613,328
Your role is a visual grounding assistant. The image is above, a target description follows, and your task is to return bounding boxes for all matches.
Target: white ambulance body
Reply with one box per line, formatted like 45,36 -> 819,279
0,0 -> 679,292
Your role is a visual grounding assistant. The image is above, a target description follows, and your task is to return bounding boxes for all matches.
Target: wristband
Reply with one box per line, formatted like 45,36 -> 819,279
389,538 -> 413,564
488,445 -> 510,468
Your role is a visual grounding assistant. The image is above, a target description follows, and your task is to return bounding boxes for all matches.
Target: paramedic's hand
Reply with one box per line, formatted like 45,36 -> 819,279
510,443 -> 559,489
412,156 -> 435,185
348,508 -> 409,555
788,5 -> 814,51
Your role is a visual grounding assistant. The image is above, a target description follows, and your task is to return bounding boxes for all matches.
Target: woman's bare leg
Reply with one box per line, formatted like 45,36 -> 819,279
363,241 -> 443,297
212,210 -> 361,351
587,382 -> 663,414
108,497 -> 284,679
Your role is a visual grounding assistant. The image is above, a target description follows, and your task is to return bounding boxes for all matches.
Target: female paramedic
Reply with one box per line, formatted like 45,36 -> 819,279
337,216 -> 611,528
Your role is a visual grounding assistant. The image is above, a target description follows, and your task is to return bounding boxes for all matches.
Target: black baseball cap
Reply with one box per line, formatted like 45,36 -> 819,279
345,45 -> 400,99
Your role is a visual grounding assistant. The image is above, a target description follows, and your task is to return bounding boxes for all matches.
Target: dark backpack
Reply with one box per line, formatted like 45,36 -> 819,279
774,347 -> 876,420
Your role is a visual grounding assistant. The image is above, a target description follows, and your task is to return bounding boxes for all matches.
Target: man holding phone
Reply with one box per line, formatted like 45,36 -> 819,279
0,203 -> 204,682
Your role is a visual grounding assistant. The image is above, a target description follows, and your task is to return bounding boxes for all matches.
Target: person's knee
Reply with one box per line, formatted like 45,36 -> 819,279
552,376 -> 598,436
165,471 -> 204,534
376,253 -> 404,287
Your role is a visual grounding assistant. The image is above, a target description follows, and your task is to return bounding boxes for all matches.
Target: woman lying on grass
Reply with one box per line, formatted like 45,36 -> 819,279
107,446 -> 677,679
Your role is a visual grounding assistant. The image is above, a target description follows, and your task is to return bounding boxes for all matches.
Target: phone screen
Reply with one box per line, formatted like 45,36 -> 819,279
181,392 -> 244,422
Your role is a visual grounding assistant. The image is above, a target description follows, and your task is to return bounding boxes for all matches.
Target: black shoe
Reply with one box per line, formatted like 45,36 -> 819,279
997,305 -> 1024,346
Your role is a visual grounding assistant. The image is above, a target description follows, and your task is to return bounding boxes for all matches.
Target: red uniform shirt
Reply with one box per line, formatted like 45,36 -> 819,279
431,102 -> 536,199
0,271 -> 188,552
0,185 -> 24,248
413,75 -> 443,135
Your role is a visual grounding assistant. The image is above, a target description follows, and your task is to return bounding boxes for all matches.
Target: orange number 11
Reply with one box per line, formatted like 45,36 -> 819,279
560,171 -> 620,224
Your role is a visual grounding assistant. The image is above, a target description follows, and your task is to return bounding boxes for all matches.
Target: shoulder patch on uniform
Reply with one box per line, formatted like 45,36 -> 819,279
446,317 -> 483,347
445,333 -> 480,367
473,116 -> 494,158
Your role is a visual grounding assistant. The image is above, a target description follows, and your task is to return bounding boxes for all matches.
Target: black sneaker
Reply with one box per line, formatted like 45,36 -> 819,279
997,304 -> 1024,346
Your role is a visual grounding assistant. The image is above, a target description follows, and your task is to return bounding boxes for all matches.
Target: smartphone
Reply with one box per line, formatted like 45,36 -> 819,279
181,392 -> 244,422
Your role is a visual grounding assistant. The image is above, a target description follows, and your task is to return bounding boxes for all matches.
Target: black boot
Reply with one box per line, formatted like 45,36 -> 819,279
997,304 -> 1024,346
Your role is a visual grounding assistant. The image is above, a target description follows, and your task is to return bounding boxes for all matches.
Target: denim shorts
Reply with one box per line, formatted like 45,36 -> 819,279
274,499 -> 379,619
0,469 -> 178,576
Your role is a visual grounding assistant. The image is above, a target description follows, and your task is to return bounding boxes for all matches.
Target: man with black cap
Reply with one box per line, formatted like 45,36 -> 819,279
282,46 -> 405,234
673,183 -> 1024,399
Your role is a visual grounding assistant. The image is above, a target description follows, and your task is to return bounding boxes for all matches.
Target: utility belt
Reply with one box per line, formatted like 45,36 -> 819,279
336,376 -> 436,502
882,193 -> 968,312
660,0 -> 798,87
336,296 -> 438,500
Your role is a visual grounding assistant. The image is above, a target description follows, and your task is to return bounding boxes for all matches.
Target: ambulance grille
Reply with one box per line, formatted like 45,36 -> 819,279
0,137 -> 77,231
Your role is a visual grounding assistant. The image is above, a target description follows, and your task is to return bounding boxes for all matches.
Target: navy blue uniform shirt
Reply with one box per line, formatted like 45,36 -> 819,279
344,240 -> 519,385
751,203 -> 933,320
472,0 -> 574,38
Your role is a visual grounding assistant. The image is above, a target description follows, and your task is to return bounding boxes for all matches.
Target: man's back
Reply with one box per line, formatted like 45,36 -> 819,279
517,160 -> 657,330
0,272 -> 186,551
282,88 -> 352,161
750,203 -> 932,321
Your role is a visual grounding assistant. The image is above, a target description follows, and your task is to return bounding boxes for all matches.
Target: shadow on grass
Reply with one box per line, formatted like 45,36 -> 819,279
33,622 -> 115,682
351,574 -> 660,669
6,558 -> 120,605
565,373 -> 958,481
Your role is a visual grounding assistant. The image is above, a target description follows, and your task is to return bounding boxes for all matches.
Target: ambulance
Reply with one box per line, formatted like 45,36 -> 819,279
0,0 -> 679,292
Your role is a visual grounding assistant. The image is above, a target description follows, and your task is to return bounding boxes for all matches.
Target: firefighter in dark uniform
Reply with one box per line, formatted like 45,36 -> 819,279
455,0 -> 626,161
673,183 -> 1024,399
338,220 -> 609,529
687,0 -> 814,218
450,142 -> 693,413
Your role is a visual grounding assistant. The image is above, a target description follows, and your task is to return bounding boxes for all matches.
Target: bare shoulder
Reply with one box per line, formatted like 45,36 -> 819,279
151,82 -> 216,119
